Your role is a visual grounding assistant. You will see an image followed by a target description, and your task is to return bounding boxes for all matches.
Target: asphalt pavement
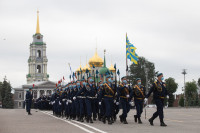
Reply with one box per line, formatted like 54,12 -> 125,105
0,108 -> 200,133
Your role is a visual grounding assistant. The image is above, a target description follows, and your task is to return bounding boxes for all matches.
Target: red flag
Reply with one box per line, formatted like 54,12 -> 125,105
56,83 -> 57,87
33,84 -> 35,88
75,73 -> 77,79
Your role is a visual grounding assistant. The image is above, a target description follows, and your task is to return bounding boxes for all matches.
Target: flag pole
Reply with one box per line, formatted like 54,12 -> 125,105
126,32 -> 128,77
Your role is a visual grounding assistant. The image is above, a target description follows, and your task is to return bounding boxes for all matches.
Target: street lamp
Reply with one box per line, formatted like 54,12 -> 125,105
182,69 -> 187,107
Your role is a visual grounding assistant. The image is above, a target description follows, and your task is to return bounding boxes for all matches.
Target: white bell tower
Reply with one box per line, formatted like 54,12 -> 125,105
26,10 -> 49,83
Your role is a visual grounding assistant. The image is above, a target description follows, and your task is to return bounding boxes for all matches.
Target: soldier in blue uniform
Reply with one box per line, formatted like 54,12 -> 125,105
131,78 -> 146,124
117,76 -> 131,124
99,75 -> 115,125
25,87 -> 33,115
146,73 -> 168,127
55,89 -> 62,117
75,80 -> 86,122
50,89 -> 57,115
76,78 -> 94,123
111,76 -> 119,122
97,81 -> 105,121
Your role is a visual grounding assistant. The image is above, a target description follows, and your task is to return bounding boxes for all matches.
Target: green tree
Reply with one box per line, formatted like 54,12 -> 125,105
179,95 -> 184,107
198,78 -> 200,87
165,77 -> 178,107
2,80 -> 14,108
129,57 -> 157,91
0,81 -> 2,104
185,81 -> 198,106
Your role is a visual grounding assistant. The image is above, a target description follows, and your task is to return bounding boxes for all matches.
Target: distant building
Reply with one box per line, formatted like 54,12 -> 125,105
13,11 -> 55,109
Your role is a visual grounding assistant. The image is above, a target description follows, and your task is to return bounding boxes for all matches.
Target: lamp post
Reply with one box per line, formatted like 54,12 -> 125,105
182,69 -> 187,107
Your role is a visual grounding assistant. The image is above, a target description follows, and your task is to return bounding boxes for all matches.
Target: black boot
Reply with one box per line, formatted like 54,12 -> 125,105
160,120 -> 167,127
107,117 -> 112,125
138,117 -> 142,124
102,116 -> 106,124
111,117 -> 114,123
114,115 -> 117,121
98,115 -> 102,121
80,116 -> 84,122
89,117 -> 93,123
134,115 -> 137,123
123,117 -> 128,124
119,115 -> 123,123
77,115 -> 80,121
149,117 -> 154,126
28,112 -> 32,115
86,116 -> 89,123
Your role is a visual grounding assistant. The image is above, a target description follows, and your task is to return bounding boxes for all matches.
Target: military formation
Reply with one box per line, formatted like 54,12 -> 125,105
25,73 -> 168,127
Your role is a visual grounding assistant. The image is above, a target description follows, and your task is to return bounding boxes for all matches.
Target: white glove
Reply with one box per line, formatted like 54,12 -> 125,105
126,85 -> 129,87
167,96 -> 169,99
73,97 -> 76,100
95,94 -> 97,97
126,95 -> 130,98
66,102 -> 68,105
59,101 -> 61,105
69,100 -> 72,103
129,101 -> 133,106
62,99 -> 65,101
114,100 -> 116,103
99,102 -> 101,105
144,98 -> 148,104
116,102 -> 119,105
52,101 -> 55,104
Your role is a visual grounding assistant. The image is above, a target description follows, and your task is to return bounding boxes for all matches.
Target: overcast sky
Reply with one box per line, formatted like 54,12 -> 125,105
0,0 -> 200,94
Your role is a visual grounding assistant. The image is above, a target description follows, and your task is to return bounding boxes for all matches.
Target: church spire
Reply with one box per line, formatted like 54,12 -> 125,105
36,10 -> 40,34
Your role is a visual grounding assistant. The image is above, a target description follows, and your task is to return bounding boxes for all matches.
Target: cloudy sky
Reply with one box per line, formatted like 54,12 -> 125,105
0,0 -> 200,94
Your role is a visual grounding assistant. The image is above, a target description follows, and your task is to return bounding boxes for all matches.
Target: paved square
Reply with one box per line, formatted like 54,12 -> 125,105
0,108 -> 200,133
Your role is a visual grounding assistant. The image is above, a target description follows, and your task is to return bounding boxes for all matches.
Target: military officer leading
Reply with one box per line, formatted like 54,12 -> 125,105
145,73 -> 168,127
25,87 -> 33,115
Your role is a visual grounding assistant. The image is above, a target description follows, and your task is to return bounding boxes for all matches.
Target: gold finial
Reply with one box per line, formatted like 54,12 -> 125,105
36,10 -> 40,34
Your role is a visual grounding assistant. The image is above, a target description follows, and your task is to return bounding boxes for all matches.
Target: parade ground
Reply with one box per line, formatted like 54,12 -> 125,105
0,108 -> 200,133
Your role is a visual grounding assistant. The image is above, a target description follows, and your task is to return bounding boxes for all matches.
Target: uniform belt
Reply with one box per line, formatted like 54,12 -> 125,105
86,96 -> 93,99
104,95 -> 113,98
159,97 -> 164,99
120,96 -> 128,99
136,98 -> 143,100
77,96 -> 86,98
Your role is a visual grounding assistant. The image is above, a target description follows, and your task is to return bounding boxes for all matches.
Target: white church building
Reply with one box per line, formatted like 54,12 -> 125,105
13,11 -> 56,108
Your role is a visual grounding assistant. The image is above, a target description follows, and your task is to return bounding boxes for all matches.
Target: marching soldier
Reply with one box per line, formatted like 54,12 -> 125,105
25,87 -> 33,115
117,76 -> 131,124
145,73 -> 168,127
76,77 -> 94,123
99,75 -> 115,125
76,80 -> 86,122
98,81 -> 105,121
131,78 -> 146,124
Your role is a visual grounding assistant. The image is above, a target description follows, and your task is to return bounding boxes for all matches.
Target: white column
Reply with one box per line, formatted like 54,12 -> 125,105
37,90 -> 40,98
24,90 -> 26,100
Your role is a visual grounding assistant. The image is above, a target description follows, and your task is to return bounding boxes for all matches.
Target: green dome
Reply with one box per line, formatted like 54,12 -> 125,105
99,67 -> 110,75
99,51 -> 109,75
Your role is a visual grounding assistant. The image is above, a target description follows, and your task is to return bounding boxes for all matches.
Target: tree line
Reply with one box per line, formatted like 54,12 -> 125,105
0,78 -> 14,108
129,57 -> 200,107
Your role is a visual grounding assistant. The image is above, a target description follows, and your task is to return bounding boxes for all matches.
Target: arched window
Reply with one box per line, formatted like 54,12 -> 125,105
37,50 -> 41,58
37,65 -> 41,73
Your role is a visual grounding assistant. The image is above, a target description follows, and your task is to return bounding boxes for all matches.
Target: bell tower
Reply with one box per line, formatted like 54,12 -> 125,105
26,10 -> 49,83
